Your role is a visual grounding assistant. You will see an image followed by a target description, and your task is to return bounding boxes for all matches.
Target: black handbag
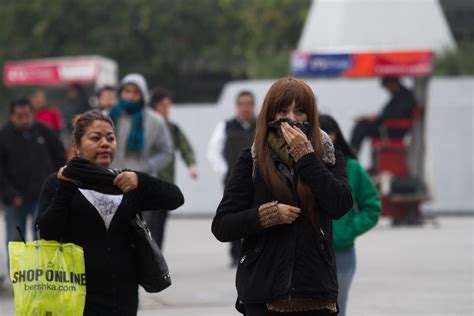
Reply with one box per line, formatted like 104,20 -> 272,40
129,196 -> 171,293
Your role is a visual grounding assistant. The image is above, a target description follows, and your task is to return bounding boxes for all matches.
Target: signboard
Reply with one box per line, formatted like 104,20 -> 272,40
3,56 -> 117,87
291,50 -> 433,77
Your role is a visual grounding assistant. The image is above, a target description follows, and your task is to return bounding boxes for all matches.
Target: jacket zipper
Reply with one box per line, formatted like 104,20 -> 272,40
287,168 -> 297,300
287,223 -> 297,300
318,226 -> 333,267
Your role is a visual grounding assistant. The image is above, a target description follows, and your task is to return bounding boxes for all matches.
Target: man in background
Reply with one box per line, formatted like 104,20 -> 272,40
0,99 -> 66,250
95,85 -> 117,115
207,91 -> 256,267
147,88 -> 198,248
350,76 -> 417,153
63,84 -> 91,133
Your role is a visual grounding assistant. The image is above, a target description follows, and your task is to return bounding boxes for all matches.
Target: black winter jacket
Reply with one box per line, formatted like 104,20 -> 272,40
37,172 -> 184,316
379,86 -> 417,121
0,121 -> 66,204
223,118 -> 256,183
212,147 -> 353,309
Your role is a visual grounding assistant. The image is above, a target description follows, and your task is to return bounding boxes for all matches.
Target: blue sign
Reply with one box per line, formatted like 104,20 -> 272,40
291,53 -> 354,77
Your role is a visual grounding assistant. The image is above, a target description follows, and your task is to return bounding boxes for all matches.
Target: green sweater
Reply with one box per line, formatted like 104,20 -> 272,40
157,121 -> 196,183
332,158 -> 381,251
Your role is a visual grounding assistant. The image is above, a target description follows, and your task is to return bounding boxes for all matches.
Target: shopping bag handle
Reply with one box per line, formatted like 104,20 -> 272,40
16,226 -> 27,244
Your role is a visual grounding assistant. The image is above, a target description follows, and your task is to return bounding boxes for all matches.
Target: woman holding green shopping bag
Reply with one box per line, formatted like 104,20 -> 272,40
37,110 -> 184,315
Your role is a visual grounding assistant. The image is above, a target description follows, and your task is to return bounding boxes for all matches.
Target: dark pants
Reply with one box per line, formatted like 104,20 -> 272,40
143,210 -> 168,249
5,202 -> 37,270
244,303 -> 335,316
83,298 -> 138,316
350,119 -> 380,153
5,202 -> 37,243
351,119 -> 409,154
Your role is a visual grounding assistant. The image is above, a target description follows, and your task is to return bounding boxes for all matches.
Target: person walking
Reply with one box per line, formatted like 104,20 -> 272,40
95,85 -> 118,116
63,84 -> 91,133
148,88 -> 198,248
320,114 -> 381,316
109,73 -> 173,175
0,99 -> 66,247
212,77 -> 353,315
207,90 -> 256,266
30,90 -> 63,136
37,111 -> 184,315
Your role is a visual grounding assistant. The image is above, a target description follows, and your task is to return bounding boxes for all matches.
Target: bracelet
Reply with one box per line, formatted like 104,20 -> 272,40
258,201 -> 282,228
288,141 -> 314,161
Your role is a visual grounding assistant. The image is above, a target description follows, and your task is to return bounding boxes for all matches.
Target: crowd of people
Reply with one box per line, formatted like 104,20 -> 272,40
0,74 -> 420,315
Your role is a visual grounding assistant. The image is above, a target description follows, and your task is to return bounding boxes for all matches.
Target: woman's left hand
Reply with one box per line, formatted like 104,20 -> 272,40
281,122 -> 308,147
113,172 -> 139,193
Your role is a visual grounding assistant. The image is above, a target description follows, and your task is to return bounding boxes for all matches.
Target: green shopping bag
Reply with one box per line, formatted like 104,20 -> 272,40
9,240 -> 86,316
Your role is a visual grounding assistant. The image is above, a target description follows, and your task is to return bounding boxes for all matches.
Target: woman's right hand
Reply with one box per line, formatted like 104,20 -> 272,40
57,166 -> 79,185
277,203 -> 301,224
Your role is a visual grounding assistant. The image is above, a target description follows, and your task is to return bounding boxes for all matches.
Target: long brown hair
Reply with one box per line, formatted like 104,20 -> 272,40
254,77 -> 322,220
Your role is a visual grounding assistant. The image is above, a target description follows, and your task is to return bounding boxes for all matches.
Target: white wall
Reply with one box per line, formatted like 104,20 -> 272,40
170,77 -> 474,215
423,78 -> 474,212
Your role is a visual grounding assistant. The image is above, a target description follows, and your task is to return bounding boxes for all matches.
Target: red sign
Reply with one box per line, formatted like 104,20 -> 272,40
291,50 -> 434,77
4,58 -> 100,86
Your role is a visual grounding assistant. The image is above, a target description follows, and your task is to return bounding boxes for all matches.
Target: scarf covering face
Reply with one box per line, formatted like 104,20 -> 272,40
267,129 -> 294,168
263,121 -> 336,167
267,118 -> 310,134
62,157 -> 122,195
109,99 -> 145,153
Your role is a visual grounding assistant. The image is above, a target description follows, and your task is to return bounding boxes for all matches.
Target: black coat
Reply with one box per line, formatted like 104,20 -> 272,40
0,121 -> 66,204
212,148 -> 353,309
37,172 -> 184,316
223,118 -> 256,183
379,86 -> 417,121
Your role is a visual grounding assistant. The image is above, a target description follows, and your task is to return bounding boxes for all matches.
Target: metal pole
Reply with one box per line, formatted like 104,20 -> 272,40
409,75 -> 430,183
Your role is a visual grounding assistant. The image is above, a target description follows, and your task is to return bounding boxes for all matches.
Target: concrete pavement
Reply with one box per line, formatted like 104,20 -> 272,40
1,216 -> 473,315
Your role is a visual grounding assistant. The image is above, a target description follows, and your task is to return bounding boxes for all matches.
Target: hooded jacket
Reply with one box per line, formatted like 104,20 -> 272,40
112,74 -> 173,174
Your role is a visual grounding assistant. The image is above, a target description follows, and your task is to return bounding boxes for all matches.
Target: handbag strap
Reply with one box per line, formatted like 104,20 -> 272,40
125,192 -> 141,217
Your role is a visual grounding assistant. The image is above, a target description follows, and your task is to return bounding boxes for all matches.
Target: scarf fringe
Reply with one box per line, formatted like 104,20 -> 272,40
267,298 -> 337,313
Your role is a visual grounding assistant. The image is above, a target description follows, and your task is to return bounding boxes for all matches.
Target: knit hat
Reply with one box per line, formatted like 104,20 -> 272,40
119,73 -> 150,104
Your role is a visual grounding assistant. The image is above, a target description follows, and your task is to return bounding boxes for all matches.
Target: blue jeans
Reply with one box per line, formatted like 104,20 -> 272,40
335,247 -> 356,316
5,202 -> 37,245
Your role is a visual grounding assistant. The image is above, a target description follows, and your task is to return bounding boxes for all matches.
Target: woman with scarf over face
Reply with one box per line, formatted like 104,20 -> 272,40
212,77 -> 353,315
37,111 -> 184,315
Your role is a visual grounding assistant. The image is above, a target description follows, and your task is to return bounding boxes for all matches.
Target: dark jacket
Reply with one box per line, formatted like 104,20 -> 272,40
379,85 -> 417,122
212,147 -> 353,309
37,172 -> 184,316
0,121 -> 66,204
223,118 -> 256,183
